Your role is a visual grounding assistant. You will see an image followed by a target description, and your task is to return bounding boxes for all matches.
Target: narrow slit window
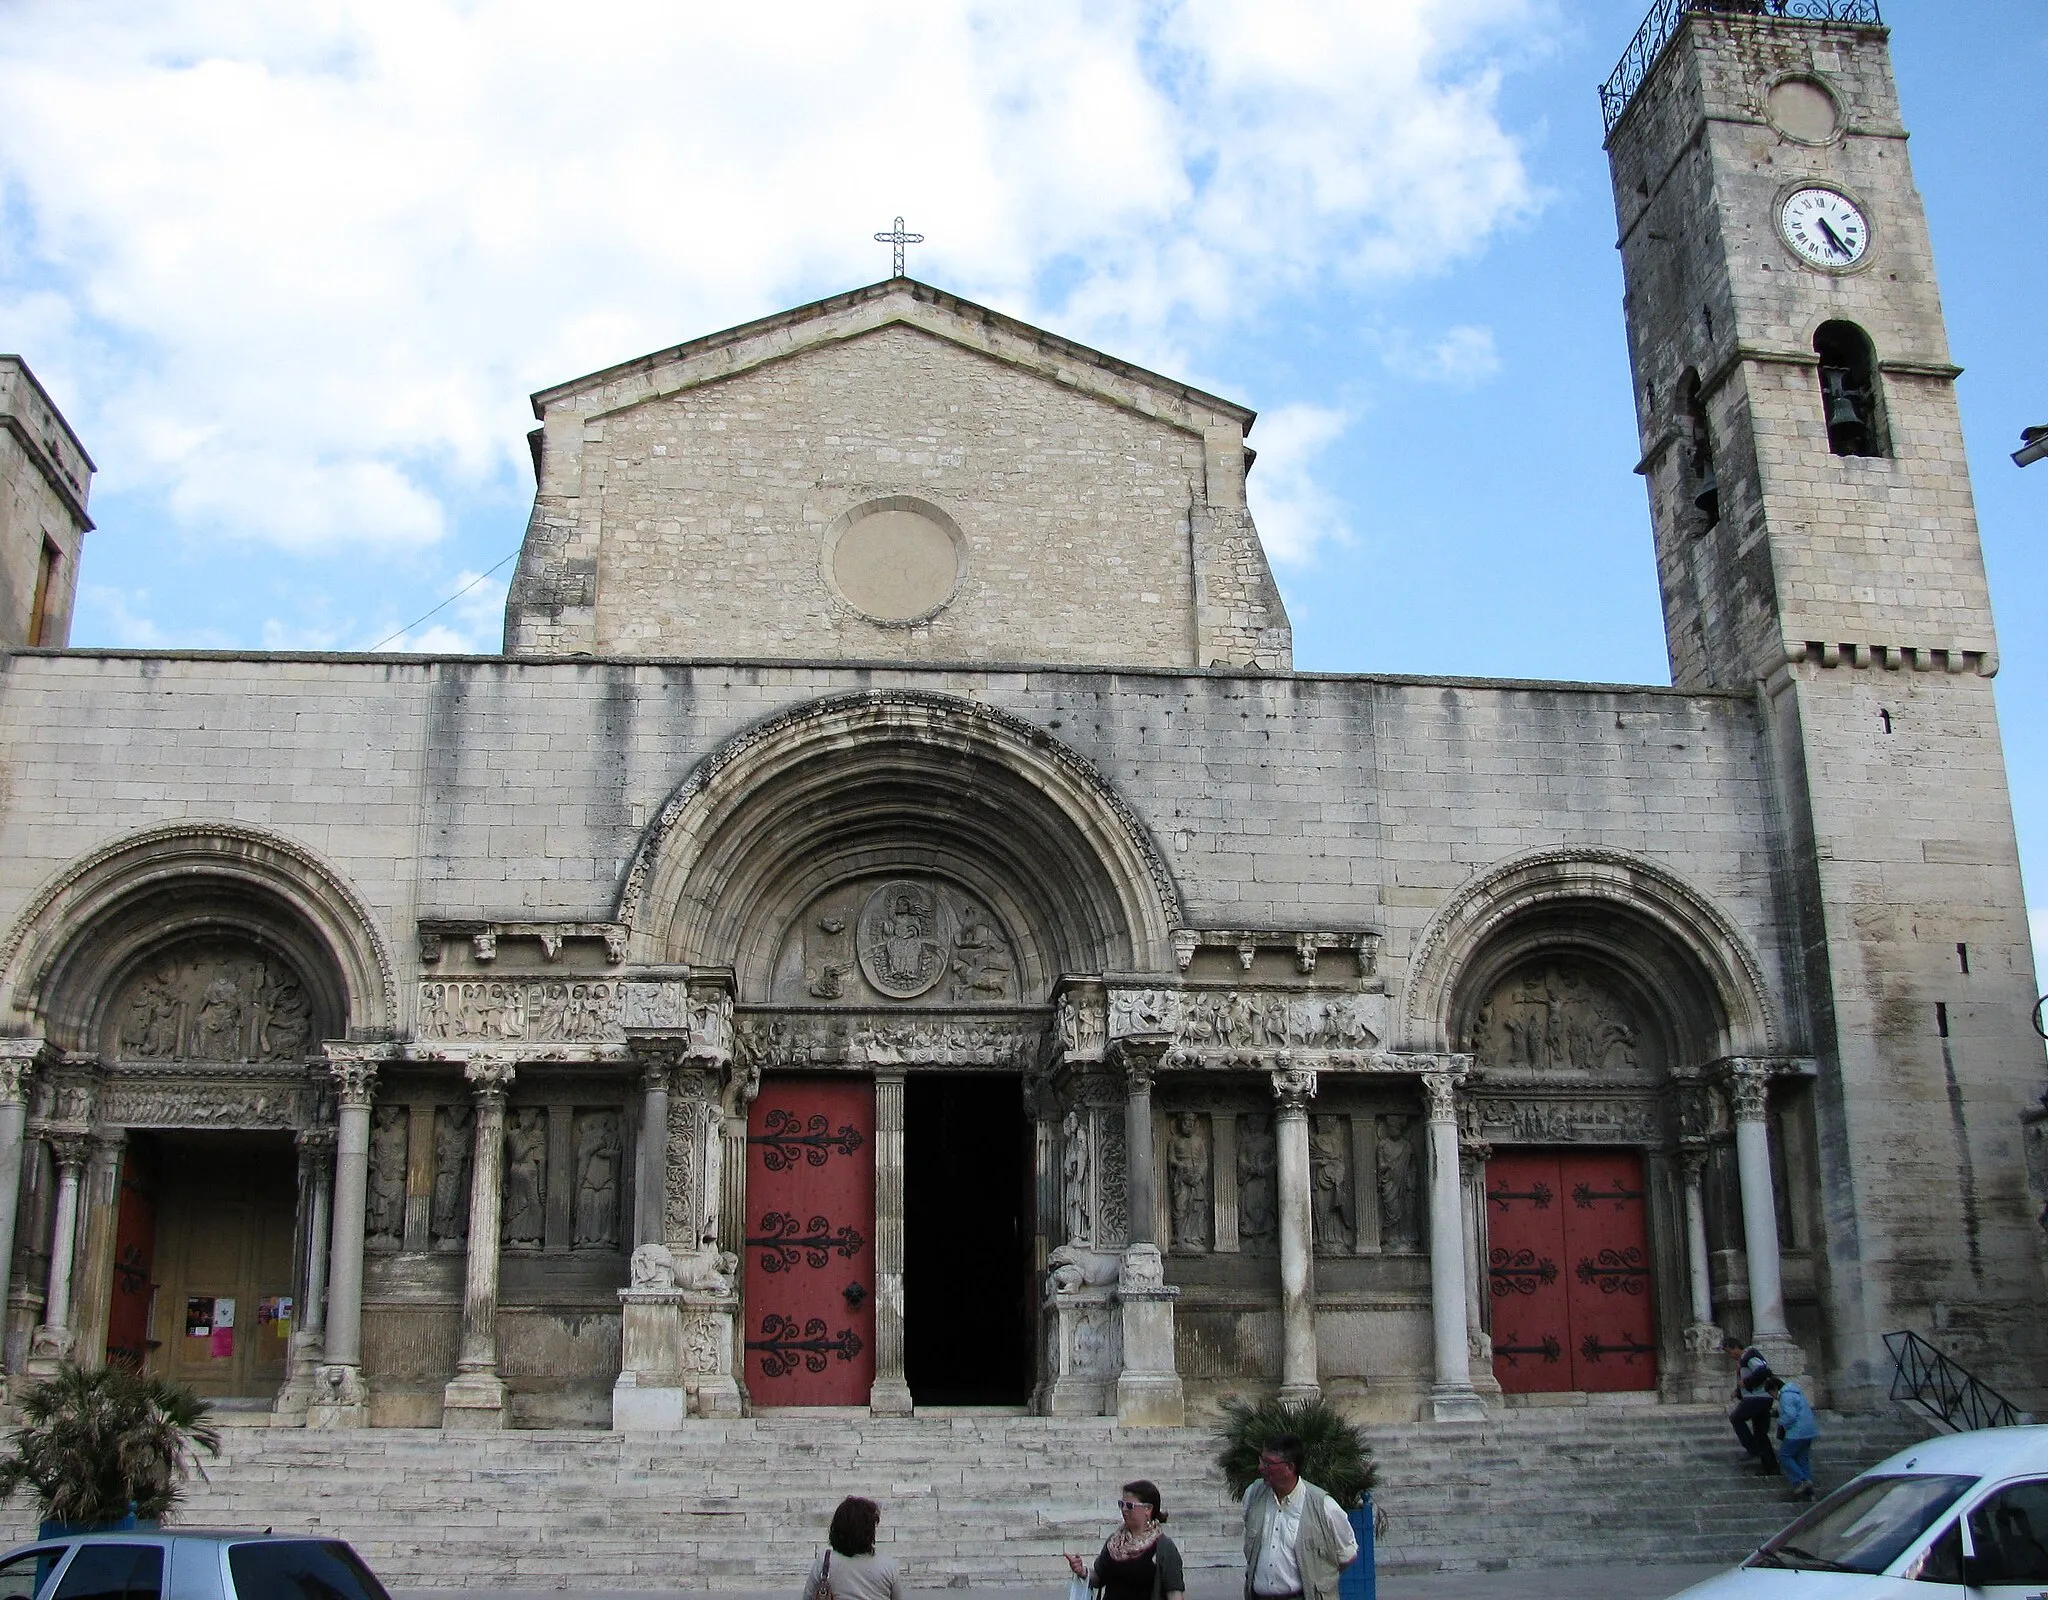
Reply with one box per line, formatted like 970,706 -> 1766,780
1814,321 -> 1889,457
26,537 -> 60,647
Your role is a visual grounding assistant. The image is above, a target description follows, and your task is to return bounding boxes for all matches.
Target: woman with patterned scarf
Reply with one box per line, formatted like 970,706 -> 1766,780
1066,1479 -> 1186,1600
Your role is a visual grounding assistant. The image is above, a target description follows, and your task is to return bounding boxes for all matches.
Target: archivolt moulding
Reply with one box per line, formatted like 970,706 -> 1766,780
615,690 -> 1183,980
1399,846 -> 1781,1059
0,822 -> 398,1043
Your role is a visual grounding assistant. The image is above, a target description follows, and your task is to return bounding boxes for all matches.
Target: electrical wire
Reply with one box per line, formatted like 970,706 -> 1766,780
369,549 -> 520,651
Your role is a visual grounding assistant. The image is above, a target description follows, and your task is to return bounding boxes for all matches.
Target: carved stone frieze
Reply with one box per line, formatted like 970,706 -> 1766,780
416,978 -> 687,1046
733,1009 -> 1043,1069
113,943 -> 316,1063
1054,984 -> 1107,1064
99,1073 -> 316,1131
1107,986 -> 1392,1069
1471,1095 -> 1662,1145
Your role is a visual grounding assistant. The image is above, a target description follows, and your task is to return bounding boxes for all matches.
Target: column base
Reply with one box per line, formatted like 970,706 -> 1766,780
868,1376 -> 913,1416
442,1368 -> 508,1430
271,1331 -> 326,1423
1116,1372 -> 1186,1428
1427,1383 -> 1490,1422
307,1364 -> 369,1429
1277,1382 -> 1323,1404
23,1324 -> 72,1378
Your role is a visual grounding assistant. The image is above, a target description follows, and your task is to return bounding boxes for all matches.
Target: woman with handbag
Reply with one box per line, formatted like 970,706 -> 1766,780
804,1496 -> 903,1600
1064,1480 -> 1185,1600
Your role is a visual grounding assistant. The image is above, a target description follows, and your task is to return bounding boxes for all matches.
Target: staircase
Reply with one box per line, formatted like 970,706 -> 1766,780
0,1406 -> 1933,1589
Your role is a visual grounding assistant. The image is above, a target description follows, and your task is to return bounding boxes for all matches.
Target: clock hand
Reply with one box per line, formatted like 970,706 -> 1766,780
1816,217 -> 1852,259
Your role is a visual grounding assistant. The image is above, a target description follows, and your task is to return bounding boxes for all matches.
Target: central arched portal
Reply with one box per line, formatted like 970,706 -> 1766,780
627,693 -> 1179,1411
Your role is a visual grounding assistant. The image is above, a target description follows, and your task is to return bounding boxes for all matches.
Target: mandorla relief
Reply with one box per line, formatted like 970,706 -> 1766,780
1468,962 -> 1642,1074
772,876 -> 1018,1006
114,945 -> 314,1063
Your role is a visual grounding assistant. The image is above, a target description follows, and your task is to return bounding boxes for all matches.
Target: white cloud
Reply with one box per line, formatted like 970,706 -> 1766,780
371,570 -> 511,655
1246,403 -> 1354,566
1380,323 -> 1502,386
0,0 -> 1539,562
2031,908 -> 2048,988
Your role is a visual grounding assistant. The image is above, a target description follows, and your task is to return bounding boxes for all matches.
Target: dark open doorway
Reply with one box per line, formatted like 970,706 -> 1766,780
905,1073 -> 1031,1405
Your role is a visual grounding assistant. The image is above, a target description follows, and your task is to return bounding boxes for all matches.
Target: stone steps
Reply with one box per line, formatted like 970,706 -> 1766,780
0,1406 -> 1934,1588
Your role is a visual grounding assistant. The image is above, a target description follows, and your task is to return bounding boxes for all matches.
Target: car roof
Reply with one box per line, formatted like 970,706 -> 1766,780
5,1531 -> 339,1551
1865,1424 -> 2048,1480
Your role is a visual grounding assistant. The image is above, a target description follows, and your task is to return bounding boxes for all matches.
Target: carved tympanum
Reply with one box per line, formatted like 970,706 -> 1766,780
772,876 -> 1018,1005
1470,962 -> 1642,1074
113,943 -> 315,1063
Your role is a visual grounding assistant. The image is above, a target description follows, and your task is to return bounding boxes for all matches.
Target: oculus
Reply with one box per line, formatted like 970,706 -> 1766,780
823,497 -> 964,624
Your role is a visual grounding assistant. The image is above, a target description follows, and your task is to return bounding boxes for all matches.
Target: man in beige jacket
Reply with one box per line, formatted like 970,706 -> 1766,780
1241,1434 -> 1359,1600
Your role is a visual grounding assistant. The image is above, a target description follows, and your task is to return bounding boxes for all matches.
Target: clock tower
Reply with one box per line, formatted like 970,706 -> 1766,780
1605,3 -> 2048,1402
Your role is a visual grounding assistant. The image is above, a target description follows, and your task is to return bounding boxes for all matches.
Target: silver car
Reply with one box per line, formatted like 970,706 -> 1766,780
0,1530 -> 392,1600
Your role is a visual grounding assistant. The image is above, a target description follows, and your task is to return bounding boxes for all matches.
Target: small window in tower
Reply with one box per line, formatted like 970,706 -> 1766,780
1681,370 -> 1719,531
1814,321 -> 1889,457
27,537 -> 61,647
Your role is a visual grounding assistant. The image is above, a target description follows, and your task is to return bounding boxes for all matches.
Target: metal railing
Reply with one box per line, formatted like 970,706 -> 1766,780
1886,1330 -> 2027,1433
1600,0 -> 1884,135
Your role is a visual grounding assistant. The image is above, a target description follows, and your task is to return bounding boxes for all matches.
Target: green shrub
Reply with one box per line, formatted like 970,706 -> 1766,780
0,1365 -> 220,1527
1214,1394 -> 1378,1511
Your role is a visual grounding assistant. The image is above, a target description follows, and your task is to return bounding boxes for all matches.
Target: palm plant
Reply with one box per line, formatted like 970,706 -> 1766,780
1214,1394 -> 1378,1511
0,1364 -> 220,1528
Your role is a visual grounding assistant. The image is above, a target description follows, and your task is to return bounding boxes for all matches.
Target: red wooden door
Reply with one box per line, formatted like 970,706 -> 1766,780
1487,1148 -> 1656,1393
743,1077 -> 876,1405
105,1160 -> 158,1370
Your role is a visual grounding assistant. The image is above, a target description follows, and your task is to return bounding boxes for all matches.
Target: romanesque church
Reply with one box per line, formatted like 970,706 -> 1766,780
0,0 -> 2042,1514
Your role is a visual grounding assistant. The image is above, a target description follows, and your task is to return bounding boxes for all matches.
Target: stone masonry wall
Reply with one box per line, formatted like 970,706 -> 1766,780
0,359 -> 92,651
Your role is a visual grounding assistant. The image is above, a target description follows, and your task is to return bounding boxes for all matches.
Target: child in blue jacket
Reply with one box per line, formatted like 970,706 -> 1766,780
1767,1375 -> 1820,1500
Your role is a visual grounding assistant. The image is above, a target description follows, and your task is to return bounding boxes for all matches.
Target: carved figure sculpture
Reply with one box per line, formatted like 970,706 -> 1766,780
573,1112 -> 622,1248
431,1103 -> 473,1246
1062,1109 -> 1091,1245
668,1247 -> 739,1294
366,1104 -> 407,1246
1166,1111 -> 1210,1252
1046,1243 -> 1121,1295
1237,1114 -> 1278,1244
119,960 -> 185,1059
1377,1114 -> 1420,1251
629,1243 -> 678,1288
948,899 -> 1012,1000
1310,1115 -> 1354,1251
192,975 -> 245,1060
501,1109 -> 547,1247
1058,993 -> 1081,1053
1475,962 -> 1640,1073
251,960 -> 311,1059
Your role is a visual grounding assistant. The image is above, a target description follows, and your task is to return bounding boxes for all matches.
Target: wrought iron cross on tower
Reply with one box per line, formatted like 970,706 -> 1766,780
874,216 -> 923,278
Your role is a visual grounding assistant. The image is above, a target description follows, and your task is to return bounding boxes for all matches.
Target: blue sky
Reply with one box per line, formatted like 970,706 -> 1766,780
4,1 -> 2044,968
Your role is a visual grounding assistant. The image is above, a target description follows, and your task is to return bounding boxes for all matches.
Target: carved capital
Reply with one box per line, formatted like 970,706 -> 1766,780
1111,1033 -> 1171,1095
1421,1069 -> 1462,1125
1269,1067 -> 1318,1114
1678,1143 -> 1709,1182
0,1051 -> 40,1106
1724,1059 -> 1772,1123
47,1131 -> 91,1170
322,1043 -> 393,1108
639,1058 -> 674,1098
462,1053 -> 518,1100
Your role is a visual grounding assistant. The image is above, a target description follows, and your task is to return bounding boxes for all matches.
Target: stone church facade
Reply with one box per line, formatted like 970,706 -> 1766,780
0,3 -> 2043,1434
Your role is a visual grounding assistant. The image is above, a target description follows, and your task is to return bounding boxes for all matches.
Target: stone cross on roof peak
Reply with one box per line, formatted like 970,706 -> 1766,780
873,216 -> 924,278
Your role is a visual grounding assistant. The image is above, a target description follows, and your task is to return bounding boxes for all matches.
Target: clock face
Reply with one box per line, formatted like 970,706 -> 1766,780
1779,187 -> 1870,269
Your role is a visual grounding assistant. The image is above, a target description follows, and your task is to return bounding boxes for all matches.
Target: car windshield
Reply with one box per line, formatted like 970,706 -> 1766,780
1750,1474 -> 1979,1575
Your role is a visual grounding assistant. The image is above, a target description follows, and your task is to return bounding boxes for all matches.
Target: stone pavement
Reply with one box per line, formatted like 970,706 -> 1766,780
393,1572 -> 1734,1600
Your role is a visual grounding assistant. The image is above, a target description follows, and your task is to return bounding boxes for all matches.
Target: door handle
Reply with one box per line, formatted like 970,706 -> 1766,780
843,1281 -> 868,1309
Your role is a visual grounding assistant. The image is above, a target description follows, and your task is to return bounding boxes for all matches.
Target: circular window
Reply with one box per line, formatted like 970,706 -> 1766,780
822,497 -> 964,625
1767,77 -> 1841,145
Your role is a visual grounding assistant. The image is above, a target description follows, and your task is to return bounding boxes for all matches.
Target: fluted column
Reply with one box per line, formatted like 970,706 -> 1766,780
1272,1067 -> 1320,1402
27,1133 -> 89,1374
312,1044 -> 385,1427
1424,1069 -> 1486,1420
1727,1061 -> 1803,1373
0,1043 -> 43,1332
1111,1037 -> 1183,1426
275,1126 -> 335,1420
445,1054 -> 514,1429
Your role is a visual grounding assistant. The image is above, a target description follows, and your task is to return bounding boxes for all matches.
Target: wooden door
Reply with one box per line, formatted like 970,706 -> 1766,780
1486,1148 -> 1656,1393
743,1077 -> 875,1405
104,1156 -> 157,1370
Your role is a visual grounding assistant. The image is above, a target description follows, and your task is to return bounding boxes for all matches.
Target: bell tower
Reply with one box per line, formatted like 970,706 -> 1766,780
1604,3 -> 2048,1404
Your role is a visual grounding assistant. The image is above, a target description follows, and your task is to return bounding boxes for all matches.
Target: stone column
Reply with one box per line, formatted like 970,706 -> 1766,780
275,1127 -> 335,1420
634,1057 -> 671,1249
444,1055 -> 514,1429
1678,1145 -> 1719,1339
869,1071 -> 912,1415
1122,1046 -> 1161,1249
1272,1066 -> 1320,1403
0,1043 -> 43,1329
312,1044 -> 385,1428
1458,1109 -> 1501,1397
1727,1061 -> 1804,1373
1423,1070 -> 1486,1421
27,1133 -> 89,1374
1113,1038 -> 1181,1425
71,1130 -> 127,1368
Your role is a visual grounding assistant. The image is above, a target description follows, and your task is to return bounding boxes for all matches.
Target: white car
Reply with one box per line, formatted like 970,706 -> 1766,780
1674,1425 -> 2048,1598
